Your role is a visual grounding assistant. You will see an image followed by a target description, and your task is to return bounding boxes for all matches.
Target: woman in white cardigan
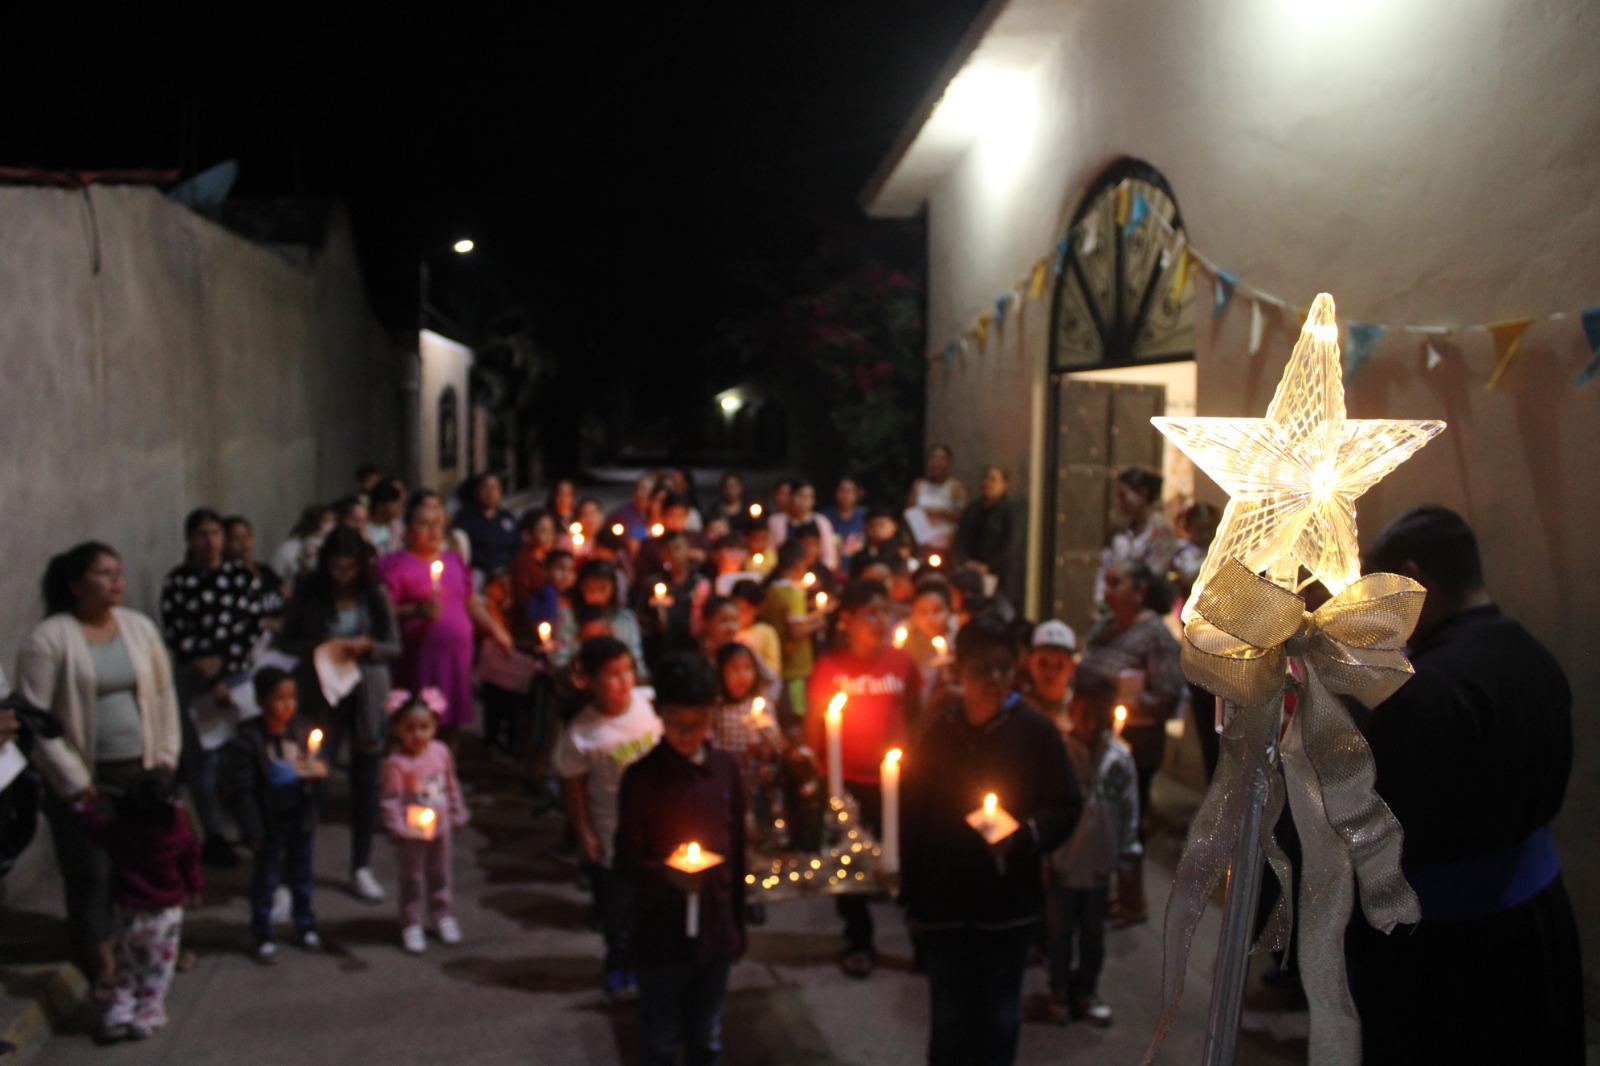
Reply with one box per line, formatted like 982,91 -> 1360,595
16,542 -> 180,984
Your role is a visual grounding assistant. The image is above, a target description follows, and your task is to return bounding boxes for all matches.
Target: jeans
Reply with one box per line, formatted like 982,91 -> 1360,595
588,863 -> 633,975
836,783 -> 882,954
41,758 -> 145,977
636,958 -> 731,1066
923,925 -> 1033,1066
1046,886 -> 1108,999
325,701 -> 381,873
251,821 -> 316,942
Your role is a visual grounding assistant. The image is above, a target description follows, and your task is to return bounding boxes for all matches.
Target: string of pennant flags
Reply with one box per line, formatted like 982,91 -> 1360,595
936,178 -> 1600,389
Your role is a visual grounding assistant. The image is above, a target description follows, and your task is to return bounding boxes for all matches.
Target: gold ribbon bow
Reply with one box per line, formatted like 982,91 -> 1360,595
1144,559 -> 1423,1066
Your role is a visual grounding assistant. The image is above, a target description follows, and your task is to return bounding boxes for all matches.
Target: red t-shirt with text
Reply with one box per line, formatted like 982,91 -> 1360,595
806,648 -> 919,784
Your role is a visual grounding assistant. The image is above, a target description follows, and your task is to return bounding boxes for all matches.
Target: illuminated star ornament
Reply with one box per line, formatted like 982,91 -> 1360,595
1154,293 -> 1444,618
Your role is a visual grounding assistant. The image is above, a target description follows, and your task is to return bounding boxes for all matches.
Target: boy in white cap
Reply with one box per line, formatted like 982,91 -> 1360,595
1021,620 -> 1077,721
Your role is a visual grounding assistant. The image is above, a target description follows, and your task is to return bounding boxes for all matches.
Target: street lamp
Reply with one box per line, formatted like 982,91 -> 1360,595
419,237 -> 475,331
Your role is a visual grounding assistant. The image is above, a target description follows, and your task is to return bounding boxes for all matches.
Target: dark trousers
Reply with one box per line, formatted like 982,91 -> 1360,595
636,957 -> 731,1066
1046,885 -> 1108,999
589,863 -> 633,975
325,708 -> 380,873
1121,724 -> 1165,843
482,683 -> 519,753
835,782 -> 881,953
41,759 -> 145,977
1347,875 -> 1584,1066
923,925 -> 1033,1066
250,821 -> 316,942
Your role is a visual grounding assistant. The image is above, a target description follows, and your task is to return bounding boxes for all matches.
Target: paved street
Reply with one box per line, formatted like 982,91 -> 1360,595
14,734 -> 1307,1065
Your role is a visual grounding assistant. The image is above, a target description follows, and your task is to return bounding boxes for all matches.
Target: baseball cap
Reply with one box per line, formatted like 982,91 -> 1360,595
1031,619 -> 1077,652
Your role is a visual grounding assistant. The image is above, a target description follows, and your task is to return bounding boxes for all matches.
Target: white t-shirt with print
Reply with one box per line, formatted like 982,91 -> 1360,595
553,688 -> 662,868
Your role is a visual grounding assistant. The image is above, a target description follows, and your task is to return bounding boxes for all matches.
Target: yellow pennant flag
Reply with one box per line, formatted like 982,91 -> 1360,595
1029,259 -> 1049,301
975,311 -> 992,351
1484,318 -> 1535,390
1115,185 -> 1131,228
1169,248 -> 1194,304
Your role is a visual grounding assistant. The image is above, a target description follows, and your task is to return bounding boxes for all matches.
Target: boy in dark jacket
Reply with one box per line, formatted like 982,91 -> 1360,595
902,615 -> 1081,1066
615,652 -> 746,1066
221,667 -> 327,963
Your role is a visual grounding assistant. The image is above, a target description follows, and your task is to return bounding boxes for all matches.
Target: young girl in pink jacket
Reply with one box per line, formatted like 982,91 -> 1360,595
380,688 -> 469,954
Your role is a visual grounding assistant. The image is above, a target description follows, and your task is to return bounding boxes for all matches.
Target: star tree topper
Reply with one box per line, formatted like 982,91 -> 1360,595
1155,293 -> 1445,621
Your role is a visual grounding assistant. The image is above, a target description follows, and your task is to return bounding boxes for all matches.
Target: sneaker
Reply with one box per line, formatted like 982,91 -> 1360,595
297,929 -> 322,951
401,925 -> 426,954
1077,996 -> 1113,1028
270,886 -> 291,924
436,916 -> 462,945
254,941 -> 279,965
351,867 -> 386,903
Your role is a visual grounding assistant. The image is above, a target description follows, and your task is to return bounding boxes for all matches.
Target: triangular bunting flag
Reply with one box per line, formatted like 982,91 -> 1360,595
1169,246 -> 1193,304
942,341 -> 957,370
1484,318 -> 1535,390
1248,300 -> 1265,355
1211,270 -> 1236,319
1425,341 -> 1444,370
1053,235 -> 1072,275
1344,322 -> 1384,378
1576,306 -> 1600,386
1029,259 -> 1049,301
1115,184 -> 1131,228
994,294 -> 1010,333
1080,220 -> 1099,256
975,311 -> 992,351
1122,192 -> 1149,236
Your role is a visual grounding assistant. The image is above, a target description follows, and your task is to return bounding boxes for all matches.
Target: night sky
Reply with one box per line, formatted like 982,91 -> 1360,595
7,5 -> 987,448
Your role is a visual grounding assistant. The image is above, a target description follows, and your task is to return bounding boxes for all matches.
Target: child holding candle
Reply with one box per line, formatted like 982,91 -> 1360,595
760,541 -> 829,718
220,667 -> 327,963
901,616 -> 1080,1065
731,580 -> 782,680
615,652 -> 746,1066
72,769 -> 202,1042
380,688 -> 470,954
636,532 -> 710,663
1043,667 -> 1138,1027
805,579 -> 920,978
553,637 -> 663,1003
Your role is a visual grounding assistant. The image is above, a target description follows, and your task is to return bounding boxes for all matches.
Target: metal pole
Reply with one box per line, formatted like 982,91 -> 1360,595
1200,701 -> 1270,1066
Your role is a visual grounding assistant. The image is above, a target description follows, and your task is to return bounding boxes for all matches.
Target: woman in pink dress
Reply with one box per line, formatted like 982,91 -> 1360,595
379,491 -> 511,740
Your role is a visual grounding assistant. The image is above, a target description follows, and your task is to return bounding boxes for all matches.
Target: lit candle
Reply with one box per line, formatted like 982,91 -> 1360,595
815,591 -> 828,611
893,625 -> 908,649
752,552 -> 765,568
572,531 -> 586,549
881,748 -> 902,875
569,522 -> 583,537
650,522 -> 665,538
307,728 -> 323,759
750,695 -> 769,726
932,635 -> 948,660
802,571 -> 817,589
686,841 -> 701,865
928,553 -> 943,569
1114,704 -> 1128,736
983,792 -> 997,817
611,523 -> 625,537
664,841 -> 725,937
538,621 -> 553,646
749,503 -> 763,519
967,790 -> 1020,847
652,581 -> 670,608
405,804 -> 437,841
429,558 -> 444,590
825,692 -> 846,801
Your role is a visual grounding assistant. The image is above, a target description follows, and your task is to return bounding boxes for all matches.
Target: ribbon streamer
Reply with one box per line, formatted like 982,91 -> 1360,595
1143,558 -> 1422,1066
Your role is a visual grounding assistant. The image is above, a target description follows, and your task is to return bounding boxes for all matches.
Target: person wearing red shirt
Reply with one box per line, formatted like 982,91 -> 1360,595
806,579 -> 921,978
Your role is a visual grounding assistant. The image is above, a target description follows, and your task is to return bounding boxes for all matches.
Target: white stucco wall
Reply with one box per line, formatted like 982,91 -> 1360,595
912,0 -> 1600,1016
0,186 -> 399,665
418,329 -> 473,496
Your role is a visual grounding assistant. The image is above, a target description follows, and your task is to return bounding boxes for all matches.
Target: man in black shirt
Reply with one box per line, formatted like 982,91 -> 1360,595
1348,505 -> 1581,1065
902,615 -> 1080,1066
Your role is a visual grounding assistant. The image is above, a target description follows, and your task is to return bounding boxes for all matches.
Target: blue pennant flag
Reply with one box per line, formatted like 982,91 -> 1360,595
1122,192 -> 1149,236
1344,322 -> 1385,378
1053,235 -> 1072,275
995,294 -> 1010,332
942,341 -> 957,371
1575,306 -> 1600,386
1211,270 -> 1236,318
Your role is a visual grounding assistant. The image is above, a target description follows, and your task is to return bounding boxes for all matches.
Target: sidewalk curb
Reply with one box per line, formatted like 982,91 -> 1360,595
0,963 -> 86,1066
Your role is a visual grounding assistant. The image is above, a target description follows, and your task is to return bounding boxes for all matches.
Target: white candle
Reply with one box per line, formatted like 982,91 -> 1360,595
928,553 -> 943,569
752,552 -> 765,568
429,559 -> 444,590
815,591 -> 828,611
881,748 -> 902,875
538,621 -> 553,647
569,522 -> 583,538
1114,704 -> 1128,737
932,635 -> 948,662
749,503 -> 763,519
611,523 -> 625,537
572,531 -> 586,550
802,571 -> 817,589
406,804 -> 437,841
893,625 -> 908,649
825,692 -> 846,801
307,728 -> 323,759
650,523 -> 665,538
652,582 -> 671,608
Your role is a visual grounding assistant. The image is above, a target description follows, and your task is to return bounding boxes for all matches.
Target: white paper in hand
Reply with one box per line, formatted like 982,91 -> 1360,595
0,741 -> 27,793
314,642 -> 362,707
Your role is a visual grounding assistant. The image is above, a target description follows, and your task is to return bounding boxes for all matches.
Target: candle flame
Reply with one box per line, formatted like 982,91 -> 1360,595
983,792 -> 997,815
308,728 -> 323,752
893,625 -> 908,648
750,503 -> 763,518
572,532 -> 585,548
1114,704 -> 1128,724
429,559 -> 444,580
815,591 -> 828,609
654,582 -> 668,600
826,692 -> 847,722
751,696 -> 766,717
885,748 -> 902,766
752,552 -> 764,567
802,571 -> 817,588
650,523 -> 665,538
569,522 -> 583,536
932,635 -> 948,656
538,621 -> 552,642
686,841 -> 701,864
418,808 -> 435,827
611,523 -> 625,536
928,553 -> 943,568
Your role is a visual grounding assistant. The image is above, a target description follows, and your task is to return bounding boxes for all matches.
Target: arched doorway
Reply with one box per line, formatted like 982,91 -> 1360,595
1044,157 -> 1198,634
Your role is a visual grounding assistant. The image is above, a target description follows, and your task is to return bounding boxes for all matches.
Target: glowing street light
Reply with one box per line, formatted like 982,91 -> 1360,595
452,238 -> 475,254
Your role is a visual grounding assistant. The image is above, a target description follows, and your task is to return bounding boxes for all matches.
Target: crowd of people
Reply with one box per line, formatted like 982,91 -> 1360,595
0,447 -> 1581,1064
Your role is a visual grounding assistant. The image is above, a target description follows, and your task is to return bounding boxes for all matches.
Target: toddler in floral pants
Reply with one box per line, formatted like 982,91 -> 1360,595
74,769 -> 202,1042
380,688 -> 469,953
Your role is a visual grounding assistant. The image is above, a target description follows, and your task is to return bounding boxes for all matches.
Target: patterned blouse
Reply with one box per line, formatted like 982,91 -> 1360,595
159,561 -> 264,674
